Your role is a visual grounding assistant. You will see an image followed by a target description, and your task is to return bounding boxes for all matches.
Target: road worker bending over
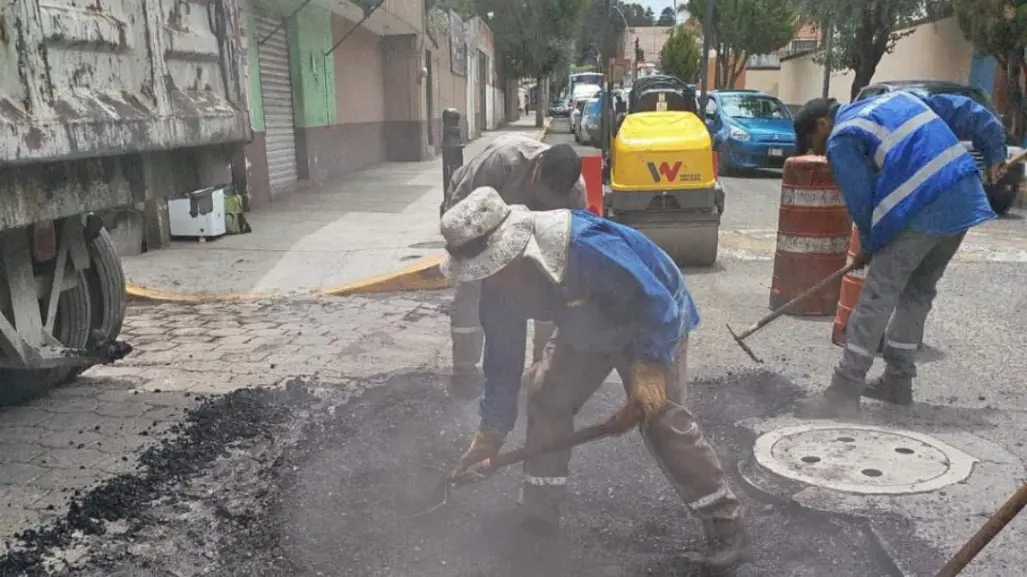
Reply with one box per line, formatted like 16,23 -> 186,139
439,187 -> 748,573
792,92 -> 1006,418
441,135 -> 588,398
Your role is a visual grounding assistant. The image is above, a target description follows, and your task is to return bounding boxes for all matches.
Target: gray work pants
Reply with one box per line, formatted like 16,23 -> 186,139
834,228 -> 965,390
520,337 -> 743,525
450,281 -> 554,377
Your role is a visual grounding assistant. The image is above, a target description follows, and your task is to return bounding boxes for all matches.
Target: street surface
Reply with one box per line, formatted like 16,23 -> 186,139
0,117 -> 1025,576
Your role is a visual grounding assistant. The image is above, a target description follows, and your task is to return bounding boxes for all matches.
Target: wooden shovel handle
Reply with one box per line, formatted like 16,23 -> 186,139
934,482 -> 1027,577
456,412 -> 638,484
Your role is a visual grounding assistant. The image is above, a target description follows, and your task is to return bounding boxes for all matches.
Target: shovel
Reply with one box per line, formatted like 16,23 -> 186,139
397,409 -> 639,519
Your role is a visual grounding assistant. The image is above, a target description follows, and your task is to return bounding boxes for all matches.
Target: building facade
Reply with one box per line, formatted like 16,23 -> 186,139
236,0 -> 503,209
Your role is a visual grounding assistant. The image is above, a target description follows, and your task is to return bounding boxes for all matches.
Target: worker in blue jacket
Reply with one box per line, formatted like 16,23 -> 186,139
439,187 -> 748,573
792,92 -> 1007,418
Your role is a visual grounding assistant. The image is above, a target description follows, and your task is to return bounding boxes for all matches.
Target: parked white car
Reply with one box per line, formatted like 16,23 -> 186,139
568,83 -> 602,134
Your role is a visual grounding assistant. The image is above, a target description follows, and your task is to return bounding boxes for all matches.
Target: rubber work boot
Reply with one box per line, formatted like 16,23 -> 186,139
862,372 -> 913,406
518,484 -> 562,534
793,375 -> 861,420
701,518 -> 750,573
448,368 -> 484,401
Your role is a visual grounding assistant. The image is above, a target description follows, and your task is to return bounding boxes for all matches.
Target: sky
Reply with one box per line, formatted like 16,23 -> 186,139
640,0 -> 685,21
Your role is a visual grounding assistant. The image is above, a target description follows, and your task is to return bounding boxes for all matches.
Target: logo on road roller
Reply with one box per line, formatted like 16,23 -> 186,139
647,161 -> 702,183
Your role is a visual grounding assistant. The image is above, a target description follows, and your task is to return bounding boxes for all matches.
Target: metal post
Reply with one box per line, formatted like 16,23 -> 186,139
699,0 -> 715,111
821,18 -> 833,98
440,108 -> 463,217
600,0 -> 614,161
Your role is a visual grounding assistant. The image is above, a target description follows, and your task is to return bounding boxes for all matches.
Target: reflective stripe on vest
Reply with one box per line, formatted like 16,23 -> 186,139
830,91 -> 979,251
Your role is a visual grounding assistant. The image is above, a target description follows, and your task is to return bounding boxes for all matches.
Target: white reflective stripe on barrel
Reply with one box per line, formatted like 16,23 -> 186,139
844,254 -> 867,279
779,186 -> 846,206
776,234 -> 851,254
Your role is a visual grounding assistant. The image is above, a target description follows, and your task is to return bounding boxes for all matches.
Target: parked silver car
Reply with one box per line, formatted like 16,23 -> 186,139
579,98 -> 603,147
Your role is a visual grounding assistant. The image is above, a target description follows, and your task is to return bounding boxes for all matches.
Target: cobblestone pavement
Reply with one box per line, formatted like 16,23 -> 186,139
0,293 -> 452,555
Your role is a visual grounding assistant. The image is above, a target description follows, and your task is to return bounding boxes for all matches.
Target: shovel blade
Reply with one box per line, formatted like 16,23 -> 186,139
388,467 -> 452,519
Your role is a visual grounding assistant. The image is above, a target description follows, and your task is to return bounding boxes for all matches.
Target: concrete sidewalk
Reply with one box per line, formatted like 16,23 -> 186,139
123,117 -> 547,298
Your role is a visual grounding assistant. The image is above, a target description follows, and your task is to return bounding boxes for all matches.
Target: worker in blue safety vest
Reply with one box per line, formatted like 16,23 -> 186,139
791,92 -> 1007,418
439,187 -> 749,572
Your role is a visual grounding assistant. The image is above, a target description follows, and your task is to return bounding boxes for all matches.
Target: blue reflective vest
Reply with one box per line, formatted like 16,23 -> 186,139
831,91 -> 980,251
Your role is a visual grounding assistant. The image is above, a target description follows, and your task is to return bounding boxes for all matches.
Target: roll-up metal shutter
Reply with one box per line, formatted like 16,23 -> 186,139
255,9 -> 298,198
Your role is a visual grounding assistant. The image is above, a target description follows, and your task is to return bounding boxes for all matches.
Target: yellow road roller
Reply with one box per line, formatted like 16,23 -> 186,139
607,75 -> 724,266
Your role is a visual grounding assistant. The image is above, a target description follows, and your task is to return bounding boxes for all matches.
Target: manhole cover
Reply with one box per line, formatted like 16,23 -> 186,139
752,423 -> 975,495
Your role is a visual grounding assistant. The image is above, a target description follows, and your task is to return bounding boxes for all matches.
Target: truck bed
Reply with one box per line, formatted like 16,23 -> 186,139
0,0 -> 250,166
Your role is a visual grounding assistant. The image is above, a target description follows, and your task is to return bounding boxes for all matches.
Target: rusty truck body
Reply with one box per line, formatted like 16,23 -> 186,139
0,0 -> 250,404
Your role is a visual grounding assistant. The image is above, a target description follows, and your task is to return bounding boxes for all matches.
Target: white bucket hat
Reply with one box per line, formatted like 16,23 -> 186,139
440,187 -> 571,284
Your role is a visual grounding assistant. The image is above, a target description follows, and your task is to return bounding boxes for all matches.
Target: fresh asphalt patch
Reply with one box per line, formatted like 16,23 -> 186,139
13,370 -> 916,576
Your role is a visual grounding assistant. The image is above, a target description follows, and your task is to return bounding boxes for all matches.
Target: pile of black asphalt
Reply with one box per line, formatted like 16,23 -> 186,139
14,370 -> 906,577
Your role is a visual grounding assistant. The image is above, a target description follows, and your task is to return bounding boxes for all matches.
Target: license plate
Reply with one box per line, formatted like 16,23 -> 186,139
768,148 -> 784,157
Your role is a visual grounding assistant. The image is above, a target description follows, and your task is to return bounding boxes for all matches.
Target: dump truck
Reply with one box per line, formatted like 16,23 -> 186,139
0,1 -> 249,405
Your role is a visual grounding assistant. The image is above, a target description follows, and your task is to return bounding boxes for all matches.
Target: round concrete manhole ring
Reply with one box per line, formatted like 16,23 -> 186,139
752,423 -> 976,495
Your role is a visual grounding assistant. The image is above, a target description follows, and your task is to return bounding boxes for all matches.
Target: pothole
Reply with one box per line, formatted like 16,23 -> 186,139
752,423 -> 976,495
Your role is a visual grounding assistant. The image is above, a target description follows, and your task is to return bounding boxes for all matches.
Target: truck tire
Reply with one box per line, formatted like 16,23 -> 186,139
64,228 -> 127,382
0,271 -> 92,406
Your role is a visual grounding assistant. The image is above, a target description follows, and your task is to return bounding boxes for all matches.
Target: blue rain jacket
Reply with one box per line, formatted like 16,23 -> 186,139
827,92 -> 1004,251
477,210 -> 700,435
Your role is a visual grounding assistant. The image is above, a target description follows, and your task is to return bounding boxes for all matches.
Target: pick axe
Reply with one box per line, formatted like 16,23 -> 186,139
727,260 -> 862,363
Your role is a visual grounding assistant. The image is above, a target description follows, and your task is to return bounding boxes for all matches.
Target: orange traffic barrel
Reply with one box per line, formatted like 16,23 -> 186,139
832,225 -> 863,345
581,154 -> 604,216
770,155 -> 852,315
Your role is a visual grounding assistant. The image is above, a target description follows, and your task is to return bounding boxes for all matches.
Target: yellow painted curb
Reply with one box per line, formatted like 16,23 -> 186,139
315,254 -> 450,297
126,283 -> 278,303
127,121 -> 554,303
535,117 -> 552,141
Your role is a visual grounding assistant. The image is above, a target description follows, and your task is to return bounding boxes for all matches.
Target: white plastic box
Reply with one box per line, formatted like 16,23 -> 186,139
168,186 -> 226,239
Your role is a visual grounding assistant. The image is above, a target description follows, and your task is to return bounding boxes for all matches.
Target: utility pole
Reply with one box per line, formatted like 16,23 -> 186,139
821,18 -> 833,98
699,0 -> 715,111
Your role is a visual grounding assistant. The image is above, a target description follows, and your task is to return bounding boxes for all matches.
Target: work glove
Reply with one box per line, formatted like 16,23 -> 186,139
449,429 -> 504,478
622,362 -> 669,427
852,250 -> 872,269
987,163 -> 1008,186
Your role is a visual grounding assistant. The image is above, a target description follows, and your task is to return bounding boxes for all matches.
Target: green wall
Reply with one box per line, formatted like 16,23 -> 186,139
245,1 -> 265,133
245,0 -> 337,132
288,6 -> 337,127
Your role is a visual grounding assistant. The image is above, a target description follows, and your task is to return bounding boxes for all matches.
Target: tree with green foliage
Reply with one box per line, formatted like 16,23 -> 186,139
468,0 -> 588,126
623,3 -> 657,25
682,0 -> 796,89
657,6 -> 678,25
787,0 -> 949,99
426,0 -> 477,18
953,0 -> 1027,138
660,25 -> 703,82
576,2 -> 655,67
